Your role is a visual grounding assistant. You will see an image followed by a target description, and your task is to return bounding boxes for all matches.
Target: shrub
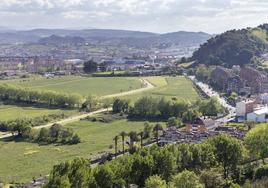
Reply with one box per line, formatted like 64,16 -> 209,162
254,165 -> 268,180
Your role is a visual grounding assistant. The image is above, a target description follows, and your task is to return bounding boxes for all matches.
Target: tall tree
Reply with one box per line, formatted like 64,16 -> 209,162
83,60 -> 98,73
113,135 -> 119,157
120,131 -> 127,155
153,123 -> 163,144
207,134 -> 246,178
138,131 -> 144,147
145,175 -> 167,188
245,124 -> 268,163
93,165 -> 115,188
171,170 -> 203,188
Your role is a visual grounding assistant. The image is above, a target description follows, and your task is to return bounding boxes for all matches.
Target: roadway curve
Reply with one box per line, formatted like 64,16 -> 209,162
0,78 -> 155,139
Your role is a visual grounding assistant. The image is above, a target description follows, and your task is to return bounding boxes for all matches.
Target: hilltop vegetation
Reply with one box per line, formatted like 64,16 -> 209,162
193,24 -> 268,67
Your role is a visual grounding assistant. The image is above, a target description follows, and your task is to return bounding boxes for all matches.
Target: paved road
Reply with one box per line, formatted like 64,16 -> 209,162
188,75 -> 236,129
0,78 -> 155,139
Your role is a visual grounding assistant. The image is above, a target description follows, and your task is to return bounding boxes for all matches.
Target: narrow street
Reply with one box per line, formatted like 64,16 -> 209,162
188,75 -> 236,129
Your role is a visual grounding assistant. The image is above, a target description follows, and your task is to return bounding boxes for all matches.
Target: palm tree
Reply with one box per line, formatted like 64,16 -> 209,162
113,135 -> 119,158
153,123 -> 163,144
119,131 -> 127,155
138,131 -> 144,147
128,131 -> 138,149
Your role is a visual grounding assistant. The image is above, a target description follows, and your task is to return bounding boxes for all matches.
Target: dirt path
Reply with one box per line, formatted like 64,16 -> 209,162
0,108 -> 110,139
101,78 -> 155,99
0,78 -> 155,139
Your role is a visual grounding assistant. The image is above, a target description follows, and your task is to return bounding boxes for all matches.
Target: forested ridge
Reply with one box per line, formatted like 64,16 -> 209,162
193,24 -> 268,67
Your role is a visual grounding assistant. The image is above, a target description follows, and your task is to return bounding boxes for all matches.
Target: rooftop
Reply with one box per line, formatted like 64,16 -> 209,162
252,107 -> 268,115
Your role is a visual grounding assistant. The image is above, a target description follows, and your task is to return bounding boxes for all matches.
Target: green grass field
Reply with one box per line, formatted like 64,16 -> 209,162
0,76 -> 142,97
0,119 -> 160,183
123,76 -> 199,102
0,104 -> 76,121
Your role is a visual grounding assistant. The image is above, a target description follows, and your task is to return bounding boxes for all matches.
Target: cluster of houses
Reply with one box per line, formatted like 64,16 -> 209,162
211,66 -> 268,95
0,54 -> 173,79
158,118 -> 246,146
236,98 -> 268,123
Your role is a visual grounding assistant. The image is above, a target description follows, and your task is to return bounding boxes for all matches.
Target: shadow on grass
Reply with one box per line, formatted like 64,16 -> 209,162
0,136 -> 78,146
0,135 -> 27,143
126,115 -> 168,123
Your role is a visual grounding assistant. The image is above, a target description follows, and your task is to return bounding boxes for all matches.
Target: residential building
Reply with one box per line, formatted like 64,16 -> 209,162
236,99 -> 256,121
211,66 -> 242,93
247,107 -> 268,123
240,67 -> 268,94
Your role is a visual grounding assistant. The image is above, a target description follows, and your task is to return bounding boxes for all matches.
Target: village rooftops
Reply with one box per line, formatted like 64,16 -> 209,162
251,107 -> 268,115
238,99 -> 255,104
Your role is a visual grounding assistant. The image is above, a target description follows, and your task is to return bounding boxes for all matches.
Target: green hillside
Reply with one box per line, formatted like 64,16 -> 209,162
193,24 -> 268,67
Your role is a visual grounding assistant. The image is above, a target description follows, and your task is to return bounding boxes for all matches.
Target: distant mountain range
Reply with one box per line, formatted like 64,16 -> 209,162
0,28 -> 212,48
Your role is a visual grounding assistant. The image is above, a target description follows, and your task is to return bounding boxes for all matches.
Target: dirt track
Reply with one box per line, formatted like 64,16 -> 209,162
0,78 -> 155,139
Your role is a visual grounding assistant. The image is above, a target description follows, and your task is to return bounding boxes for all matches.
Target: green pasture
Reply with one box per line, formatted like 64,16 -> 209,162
0,104 -> 76,121
123,76 -> 199,102
0,76 -> 142,97
0,119 -> 160,183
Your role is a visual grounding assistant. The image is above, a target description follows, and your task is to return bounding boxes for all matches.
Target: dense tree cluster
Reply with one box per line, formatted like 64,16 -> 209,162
34,124 -> 80,145
123,97 -> 224,122
112,98 -> 130,113
0,84 -> 83,108
44,134 -> 246,188
195,65 -> 211,82
193,25 -> 268,67
245,123 -> 268,163
83,60 -> 98,73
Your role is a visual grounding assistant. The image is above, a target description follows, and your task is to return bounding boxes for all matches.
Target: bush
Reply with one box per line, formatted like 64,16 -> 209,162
0,113 -> 69,132
254,165 -> 268,180
34,124 -> 81,145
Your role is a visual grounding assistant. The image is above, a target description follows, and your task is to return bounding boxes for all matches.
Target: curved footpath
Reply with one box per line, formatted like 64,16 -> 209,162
100,78 -> 154,99
0,78 -> 155,139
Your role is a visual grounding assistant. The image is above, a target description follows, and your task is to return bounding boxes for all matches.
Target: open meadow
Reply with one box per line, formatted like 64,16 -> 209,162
0,76 -> 142,96
0,118 -> 161,183
0,75 -> 200,183
0,104 -> 76,121
122,76 -> 200,102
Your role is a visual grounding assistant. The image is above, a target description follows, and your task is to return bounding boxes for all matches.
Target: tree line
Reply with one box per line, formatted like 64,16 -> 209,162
0,84 -> 83,108
112,122 -> 164,156
43,113 -> 268,187
113,97 -> 224,123
44,134 -> 247,188
6,121 -> 81,145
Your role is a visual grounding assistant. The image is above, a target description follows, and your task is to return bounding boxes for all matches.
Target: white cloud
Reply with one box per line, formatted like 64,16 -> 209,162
0,0 -> 266,33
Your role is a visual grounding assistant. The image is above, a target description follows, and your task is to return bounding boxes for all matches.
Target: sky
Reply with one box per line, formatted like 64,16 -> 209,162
0,0 -> 267,34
